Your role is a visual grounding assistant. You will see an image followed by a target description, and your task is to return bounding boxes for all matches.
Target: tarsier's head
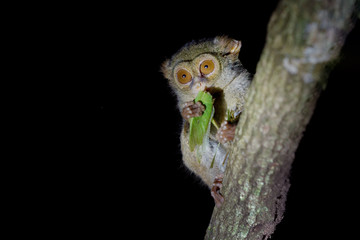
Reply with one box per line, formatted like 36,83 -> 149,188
161,36 -> 243,104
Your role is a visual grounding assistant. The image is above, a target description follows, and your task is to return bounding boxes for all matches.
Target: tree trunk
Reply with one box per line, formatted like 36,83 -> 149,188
205,0 -> 358,239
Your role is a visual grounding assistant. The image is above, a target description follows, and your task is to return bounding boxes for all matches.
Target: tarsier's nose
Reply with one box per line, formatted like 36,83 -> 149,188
194,82 -> 206,92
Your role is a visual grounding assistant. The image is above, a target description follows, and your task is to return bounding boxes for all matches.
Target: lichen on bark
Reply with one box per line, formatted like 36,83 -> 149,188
205,0 -> 358,239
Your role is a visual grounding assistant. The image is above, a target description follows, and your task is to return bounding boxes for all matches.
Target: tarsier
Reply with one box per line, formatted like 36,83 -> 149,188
161,36 -> 252,206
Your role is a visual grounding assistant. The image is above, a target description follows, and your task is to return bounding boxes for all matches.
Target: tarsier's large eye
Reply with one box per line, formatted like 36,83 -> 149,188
200,60 -> 215,75
176,69 -> 192,84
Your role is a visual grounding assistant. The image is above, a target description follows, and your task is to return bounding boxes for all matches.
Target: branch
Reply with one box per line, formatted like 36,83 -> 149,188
205,0 -> 357,239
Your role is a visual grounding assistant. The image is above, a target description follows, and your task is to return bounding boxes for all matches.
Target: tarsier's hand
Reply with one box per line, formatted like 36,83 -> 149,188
216,121 -> 236,144
181,101 -> 205,121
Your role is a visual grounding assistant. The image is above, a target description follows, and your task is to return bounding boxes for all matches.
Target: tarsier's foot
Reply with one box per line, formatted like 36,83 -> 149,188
181,101 -> 205,121
211,174 -> 224,207
216,121 -> 236,144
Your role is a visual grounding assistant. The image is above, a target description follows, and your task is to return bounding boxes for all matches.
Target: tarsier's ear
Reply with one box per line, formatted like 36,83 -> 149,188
214,36 -> 242,57
160,59 -> 172,79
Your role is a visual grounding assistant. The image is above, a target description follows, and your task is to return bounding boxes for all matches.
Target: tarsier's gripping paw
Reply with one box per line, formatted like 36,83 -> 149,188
181,101 -> 205,121
211,174 -> 224,207
216,121 -> 236,144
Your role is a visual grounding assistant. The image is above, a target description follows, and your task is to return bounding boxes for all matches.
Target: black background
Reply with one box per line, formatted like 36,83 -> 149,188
52,1 -> 359,239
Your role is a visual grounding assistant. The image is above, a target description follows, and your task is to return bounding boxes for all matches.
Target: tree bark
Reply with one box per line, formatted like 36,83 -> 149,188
205,0 -> 358,239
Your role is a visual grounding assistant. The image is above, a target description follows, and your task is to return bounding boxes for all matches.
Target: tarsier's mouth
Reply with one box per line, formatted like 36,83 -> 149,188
204,86 -> 222,96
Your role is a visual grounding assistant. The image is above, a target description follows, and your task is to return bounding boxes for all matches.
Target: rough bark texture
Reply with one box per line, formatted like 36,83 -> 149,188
205,0 -> 358,239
